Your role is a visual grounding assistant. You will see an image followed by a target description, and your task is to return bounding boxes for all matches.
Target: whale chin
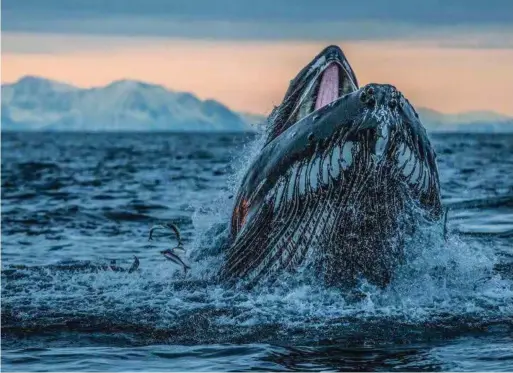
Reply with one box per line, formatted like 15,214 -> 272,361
222,47 -> 443,289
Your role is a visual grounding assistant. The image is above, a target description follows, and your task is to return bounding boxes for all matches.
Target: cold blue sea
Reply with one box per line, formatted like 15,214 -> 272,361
2,132 -> 513,371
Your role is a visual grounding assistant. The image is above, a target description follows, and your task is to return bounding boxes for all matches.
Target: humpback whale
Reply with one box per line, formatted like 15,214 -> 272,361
221,45 -> 443,288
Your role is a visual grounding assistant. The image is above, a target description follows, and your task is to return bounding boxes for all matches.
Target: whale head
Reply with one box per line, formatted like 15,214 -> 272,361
224,45 -> 443,288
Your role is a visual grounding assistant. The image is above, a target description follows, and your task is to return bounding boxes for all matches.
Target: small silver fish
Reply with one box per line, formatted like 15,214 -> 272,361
149,223 -> 183,245
160,248 -> 191,274
150,222 -> 190,274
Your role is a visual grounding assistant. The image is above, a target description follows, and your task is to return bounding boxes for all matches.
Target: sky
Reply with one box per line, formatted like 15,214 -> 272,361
2,0 -> 513,116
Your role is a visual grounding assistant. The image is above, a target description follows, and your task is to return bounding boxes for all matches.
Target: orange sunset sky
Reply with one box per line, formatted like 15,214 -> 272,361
2,1 -> 513,116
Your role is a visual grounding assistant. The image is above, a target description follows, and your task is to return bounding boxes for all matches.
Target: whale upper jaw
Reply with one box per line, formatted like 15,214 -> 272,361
265,45 -> 359,145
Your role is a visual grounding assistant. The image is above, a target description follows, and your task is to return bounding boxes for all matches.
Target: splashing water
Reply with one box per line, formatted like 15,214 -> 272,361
2,132 -> 513,371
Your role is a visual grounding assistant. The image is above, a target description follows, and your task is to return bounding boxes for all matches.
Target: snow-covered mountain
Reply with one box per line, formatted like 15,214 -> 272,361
1,76 -> 260,132
2,76 -> 512,133
416,108 -> 513,133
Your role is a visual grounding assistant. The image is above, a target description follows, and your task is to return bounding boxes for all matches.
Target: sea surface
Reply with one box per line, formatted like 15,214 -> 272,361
1,132 -> 513,372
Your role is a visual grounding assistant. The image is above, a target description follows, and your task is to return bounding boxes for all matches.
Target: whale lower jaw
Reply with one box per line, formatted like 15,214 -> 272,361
223,164 -> 421,289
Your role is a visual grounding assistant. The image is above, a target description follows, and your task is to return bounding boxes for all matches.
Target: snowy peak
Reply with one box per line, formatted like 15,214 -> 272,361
2,76 -> 78,103
416,108 -> 513,133
1,77 -> 257,132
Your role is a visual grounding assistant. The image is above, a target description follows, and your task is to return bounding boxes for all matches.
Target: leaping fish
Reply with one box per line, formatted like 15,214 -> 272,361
149,222 -> 191,274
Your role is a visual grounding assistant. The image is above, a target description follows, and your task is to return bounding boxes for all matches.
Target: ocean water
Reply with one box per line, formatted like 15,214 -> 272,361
1,132 -> 513,372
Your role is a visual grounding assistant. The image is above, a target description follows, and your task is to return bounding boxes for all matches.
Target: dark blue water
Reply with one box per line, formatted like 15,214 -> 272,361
2,132 -> 513,371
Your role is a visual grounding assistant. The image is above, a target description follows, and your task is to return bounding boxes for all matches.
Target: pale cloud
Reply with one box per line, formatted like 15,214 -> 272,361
2,19 -> 513,50
3,26 -> 513,57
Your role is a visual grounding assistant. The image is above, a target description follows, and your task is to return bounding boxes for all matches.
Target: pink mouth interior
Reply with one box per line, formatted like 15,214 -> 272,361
315,63 -> 339,110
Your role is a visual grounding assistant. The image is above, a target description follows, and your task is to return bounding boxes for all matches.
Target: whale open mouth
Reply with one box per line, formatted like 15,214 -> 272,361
315,63 -> 340,110
266,46 -> 359,144
292,61 -> 357,124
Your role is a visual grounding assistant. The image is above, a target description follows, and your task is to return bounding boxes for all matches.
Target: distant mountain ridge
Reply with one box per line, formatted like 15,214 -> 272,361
415,107 -> 513,133
2,76 -> 512,133
1,76 -> 260,132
